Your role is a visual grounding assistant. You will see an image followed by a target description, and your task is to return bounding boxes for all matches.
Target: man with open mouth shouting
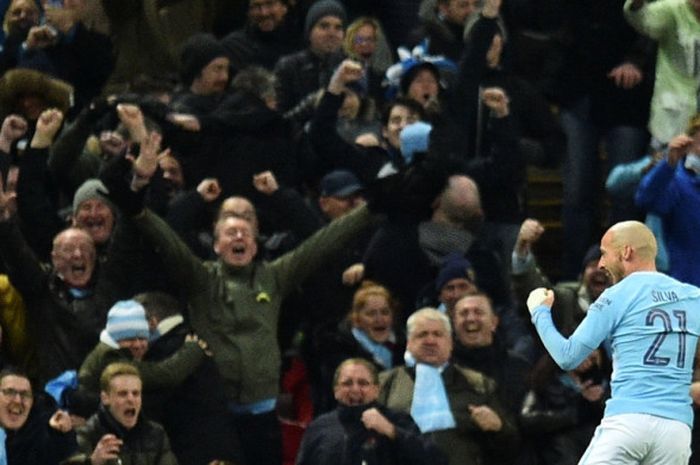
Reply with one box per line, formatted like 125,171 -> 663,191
0,367 -> 78,465
64,362 -> 177,465
99,118 -> 449,465
0,109 -> 133,385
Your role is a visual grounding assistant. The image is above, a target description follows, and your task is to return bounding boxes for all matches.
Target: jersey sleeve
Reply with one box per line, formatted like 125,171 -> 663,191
532,289 -> 619,370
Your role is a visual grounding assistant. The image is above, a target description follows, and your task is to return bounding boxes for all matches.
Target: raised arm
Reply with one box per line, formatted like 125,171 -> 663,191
253,170 -> 323,241
98,130 -> 210,299
308,60 -> 385,182
164,178 -> 220,259
528,288 -> 602,370
511,219 -> 552,300
271,203 -> 376,297
635,135 -> 687,215
17,109 -> 67,259
49,99 -> 115,193
0,175 -> 48,298
0,114 -> 28,159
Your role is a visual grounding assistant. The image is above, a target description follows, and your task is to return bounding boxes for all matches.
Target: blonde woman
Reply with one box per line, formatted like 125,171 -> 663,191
314,281 -> 405,413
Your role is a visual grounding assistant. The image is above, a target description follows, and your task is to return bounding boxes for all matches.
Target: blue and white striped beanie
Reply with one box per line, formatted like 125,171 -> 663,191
105,300 -> 149,341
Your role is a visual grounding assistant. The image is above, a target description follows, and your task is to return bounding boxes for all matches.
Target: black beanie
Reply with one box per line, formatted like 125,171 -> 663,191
304,0 -> 346,39
435,252 -> 475,292
179,33 -> 229,86
399,62 -> 440,96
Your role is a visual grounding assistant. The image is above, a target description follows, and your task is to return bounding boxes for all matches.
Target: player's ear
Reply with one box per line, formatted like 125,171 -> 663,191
622,245 -> 633,261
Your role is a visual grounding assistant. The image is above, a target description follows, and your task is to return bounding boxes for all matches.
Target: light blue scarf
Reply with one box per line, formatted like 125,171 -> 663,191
0,427 -> 6,465
405,351 -> 457,433
68,287 -> 92,299
351,328 -> 394,369
44,370 -> 78,407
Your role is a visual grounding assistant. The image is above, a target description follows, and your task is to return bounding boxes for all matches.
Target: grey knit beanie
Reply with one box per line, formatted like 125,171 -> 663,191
72,179 -> 116,214
304,0 -> 346,39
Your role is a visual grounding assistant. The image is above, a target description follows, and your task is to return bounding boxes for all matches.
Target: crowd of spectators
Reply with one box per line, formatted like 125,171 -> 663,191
0,0 -> 699,464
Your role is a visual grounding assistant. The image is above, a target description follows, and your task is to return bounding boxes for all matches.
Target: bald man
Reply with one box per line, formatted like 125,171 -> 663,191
527,221 -> 700,464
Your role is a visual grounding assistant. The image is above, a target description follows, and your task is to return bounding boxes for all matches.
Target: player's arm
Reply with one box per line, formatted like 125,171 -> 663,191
528,288 -> 610,370
691,343 -> 700,405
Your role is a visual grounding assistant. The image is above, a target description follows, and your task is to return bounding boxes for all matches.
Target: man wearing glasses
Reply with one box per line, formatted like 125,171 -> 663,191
0,368 -> 77,464
296,358 -> 432,465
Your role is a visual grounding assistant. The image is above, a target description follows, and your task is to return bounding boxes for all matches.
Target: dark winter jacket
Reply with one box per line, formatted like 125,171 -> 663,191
67,406 -> 177,465
297,401 -> 436,465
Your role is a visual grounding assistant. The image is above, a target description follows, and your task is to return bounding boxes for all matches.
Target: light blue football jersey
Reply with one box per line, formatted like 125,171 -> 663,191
532,271 -> 700,426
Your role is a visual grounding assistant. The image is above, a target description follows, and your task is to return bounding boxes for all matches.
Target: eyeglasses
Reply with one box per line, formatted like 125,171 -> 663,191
353,36 -> 376,45
1,388 -> 33,401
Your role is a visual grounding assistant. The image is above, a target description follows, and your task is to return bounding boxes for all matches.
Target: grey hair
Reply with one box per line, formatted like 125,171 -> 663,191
232,66 -> 277,102
406,307 -> 451,338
